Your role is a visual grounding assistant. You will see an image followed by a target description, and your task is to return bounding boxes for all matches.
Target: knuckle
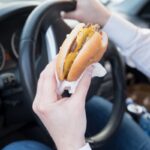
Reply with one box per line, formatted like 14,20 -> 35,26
40,71 -> 46,80
48,62 -> 53,68
37,104 -> 47,114
32,101 -> 38,113
40,71 -> 45,78
46,62 -> 54,72
33,102 -> 49,115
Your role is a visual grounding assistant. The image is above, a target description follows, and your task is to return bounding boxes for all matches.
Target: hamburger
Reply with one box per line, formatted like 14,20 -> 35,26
56,23 -> 108,81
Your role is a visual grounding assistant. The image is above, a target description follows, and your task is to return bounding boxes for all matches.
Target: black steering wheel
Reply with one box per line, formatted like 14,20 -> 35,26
19,0 -> 125,148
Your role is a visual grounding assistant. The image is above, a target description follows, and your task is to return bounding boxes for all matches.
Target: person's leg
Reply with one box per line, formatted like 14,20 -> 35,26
2,140 -> 51,150
86,96 -> 150,150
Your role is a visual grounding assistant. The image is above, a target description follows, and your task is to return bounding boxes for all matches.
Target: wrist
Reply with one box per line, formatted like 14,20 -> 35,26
56,137 -> 86,150
97,6 -> 111,27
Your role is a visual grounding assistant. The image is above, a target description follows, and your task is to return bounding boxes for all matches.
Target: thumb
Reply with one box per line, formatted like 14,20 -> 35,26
72,66 -> 93,103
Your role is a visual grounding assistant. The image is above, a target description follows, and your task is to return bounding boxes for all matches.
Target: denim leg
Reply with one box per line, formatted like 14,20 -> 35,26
86,96 -> 150,150
2,140 -> 51,150
3,97 -> 150,150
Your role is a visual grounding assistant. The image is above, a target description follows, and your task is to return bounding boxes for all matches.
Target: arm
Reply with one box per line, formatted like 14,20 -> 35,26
103,14 -> 150,78
62,0 -> 150,78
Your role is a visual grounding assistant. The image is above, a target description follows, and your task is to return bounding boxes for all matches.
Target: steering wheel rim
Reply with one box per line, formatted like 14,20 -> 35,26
19,0 -> 125,147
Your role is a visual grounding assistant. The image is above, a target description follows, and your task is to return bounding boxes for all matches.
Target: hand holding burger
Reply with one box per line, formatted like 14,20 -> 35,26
33,60 -> 93,150
33,23 -> 108,150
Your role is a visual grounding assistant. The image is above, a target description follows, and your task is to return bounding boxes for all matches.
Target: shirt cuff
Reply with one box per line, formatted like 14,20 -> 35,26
79,143 -> 91,150
102,13 -> 138,50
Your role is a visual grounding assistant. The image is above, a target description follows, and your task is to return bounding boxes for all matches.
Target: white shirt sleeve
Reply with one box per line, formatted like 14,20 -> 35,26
79,143 -> 91,150
103,13 -> 150,78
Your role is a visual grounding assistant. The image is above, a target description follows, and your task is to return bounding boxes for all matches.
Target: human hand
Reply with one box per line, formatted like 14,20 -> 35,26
32,59 -> 93,150
61,0 -> 111,27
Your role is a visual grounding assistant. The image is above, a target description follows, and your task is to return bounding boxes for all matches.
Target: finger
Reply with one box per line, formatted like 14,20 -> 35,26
36,58 -> 56,95
33,68 -> 46,105
42,70 -> 57,103
33,58 -> 58,113
38,59 -> 58,103
33,71 -> 45,113
72,66 -> 93,104
35,74 -> 44,99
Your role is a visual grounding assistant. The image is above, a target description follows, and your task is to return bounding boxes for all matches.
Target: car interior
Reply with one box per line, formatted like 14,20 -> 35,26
0,0 -> 150,149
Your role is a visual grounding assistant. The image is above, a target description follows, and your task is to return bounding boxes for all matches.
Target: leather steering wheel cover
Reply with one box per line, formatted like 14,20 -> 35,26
87,44 -> 126,147
19,1 -> 125,147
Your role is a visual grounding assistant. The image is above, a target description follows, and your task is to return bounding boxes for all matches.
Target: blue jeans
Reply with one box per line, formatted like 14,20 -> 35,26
2,96 -> 150,150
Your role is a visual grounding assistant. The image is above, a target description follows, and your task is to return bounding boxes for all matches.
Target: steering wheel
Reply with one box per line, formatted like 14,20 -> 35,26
19,0 -> 125,148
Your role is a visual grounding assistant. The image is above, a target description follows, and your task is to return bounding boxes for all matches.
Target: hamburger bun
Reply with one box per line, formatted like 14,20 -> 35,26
56,23 -> 108,81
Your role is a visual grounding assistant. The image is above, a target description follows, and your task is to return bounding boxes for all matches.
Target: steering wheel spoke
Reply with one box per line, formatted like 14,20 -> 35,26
45,26 -> 57,62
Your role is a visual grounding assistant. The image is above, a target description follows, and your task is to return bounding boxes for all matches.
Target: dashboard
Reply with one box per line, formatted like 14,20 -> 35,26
0,17 -> 24,72
0,2 -> 43,93
0,2 -> 40,127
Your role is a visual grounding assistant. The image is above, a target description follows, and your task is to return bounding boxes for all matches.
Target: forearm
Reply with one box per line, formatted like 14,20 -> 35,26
103,13 -> 150,78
